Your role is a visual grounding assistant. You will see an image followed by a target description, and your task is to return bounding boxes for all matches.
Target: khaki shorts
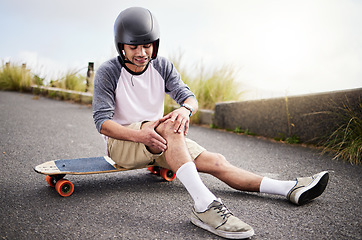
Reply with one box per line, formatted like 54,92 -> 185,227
107,122 -> 206,169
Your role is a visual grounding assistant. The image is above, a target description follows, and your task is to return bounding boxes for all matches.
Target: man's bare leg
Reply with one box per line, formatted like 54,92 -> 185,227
146,119 -> 264,193
194,150 -> 301,197
152,121 -> 295,197
194,151 -> 263,192
145,120 -> 327,205
192,149 -> 329,203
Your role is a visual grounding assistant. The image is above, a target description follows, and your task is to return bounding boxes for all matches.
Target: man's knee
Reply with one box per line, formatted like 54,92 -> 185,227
196,151 -> 231,171
156,119 -> 181,138
211,153 -> 230,167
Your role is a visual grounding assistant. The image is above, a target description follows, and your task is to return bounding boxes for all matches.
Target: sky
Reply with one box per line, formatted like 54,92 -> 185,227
1,0 -> 361,100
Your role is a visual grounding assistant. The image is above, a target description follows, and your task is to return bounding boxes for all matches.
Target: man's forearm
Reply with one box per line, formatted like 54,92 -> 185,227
100,120 -> 141,142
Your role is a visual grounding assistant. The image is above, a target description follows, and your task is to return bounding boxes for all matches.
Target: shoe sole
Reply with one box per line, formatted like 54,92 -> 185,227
190,215 -> 255,239
295,171 -> 329,205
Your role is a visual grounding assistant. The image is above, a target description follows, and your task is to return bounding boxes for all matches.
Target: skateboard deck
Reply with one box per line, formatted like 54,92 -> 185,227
34,156 -> 176,197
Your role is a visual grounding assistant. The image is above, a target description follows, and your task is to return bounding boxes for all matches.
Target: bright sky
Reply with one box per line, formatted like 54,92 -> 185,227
1,0 -> 361,100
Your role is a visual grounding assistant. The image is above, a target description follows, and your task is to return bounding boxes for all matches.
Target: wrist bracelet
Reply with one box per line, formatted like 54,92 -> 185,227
181,104 -> 193,117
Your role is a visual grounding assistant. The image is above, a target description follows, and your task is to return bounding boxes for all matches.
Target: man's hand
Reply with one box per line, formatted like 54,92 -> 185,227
160,107 -> 191,136
140,120 -> 167,152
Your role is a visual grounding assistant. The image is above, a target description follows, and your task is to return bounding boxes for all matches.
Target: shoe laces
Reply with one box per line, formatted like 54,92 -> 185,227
212,202 -> 233,220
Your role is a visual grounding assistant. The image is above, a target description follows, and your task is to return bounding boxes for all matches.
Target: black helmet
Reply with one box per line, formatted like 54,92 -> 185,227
114,7 -> 160,61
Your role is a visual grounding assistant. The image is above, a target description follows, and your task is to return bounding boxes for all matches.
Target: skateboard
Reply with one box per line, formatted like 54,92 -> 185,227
34,156 -> 176,197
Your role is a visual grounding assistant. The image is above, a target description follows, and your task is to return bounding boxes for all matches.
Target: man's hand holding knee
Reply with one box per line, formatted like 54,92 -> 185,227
140,120 -> 167,152
160,107 -> 190,136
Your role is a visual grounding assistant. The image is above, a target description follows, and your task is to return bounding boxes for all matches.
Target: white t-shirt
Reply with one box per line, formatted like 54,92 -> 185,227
113,64 -> 165,125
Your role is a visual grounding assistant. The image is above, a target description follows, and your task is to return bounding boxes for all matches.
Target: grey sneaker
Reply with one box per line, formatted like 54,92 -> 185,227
287,171 -> 329,205
190,198 -> 254,239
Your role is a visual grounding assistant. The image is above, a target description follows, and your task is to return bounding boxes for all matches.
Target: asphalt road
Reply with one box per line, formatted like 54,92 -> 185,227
0,91 -> 361,240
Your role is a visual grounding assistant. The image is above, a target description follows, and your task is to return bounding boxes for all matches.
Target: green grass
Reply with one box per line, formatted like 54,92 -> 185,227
274,133 -> 300,144
51,69 -> 87,92
0,62 -> 34,91
232,126 -> 256,136
0,62 -> 89,93
322,99 -> 362,165
186,65 -> 243,110
165,53 -> 244,123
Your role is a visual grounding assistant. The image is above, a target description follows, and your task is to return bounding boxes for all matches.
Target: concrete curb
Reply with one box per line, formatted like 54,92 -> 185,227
31,85 -> 93,105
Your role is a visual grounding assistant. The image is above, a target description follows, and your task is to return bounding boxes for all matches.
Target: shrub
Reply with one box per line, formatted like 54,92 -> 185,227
0,62 -> 34,91
189,65 -> 244,110
56,70 -> 87,92
322,99 -> 362,165
165,52 -> 244,111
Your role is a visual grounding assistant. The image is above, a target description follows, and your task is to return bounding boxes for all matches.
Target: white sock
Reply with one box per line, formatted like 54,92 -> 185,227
260,177 -> 297,197
176,162 -> 217,212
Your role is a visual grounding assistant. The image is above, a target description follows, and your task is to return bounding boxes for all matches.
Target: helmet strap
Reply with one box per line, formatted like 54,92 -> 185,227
151,40 -> 159,59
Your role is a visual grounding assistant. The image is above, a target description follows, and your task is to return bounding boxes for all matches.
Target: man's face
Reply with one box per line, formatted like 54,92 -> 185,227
123,43 -> 153,72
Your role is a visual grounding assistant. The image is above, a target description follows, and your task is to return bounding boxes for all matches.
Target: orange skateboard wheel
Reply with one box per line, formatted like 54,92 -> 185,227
46,174 -> 65,188
148,166 -> 161,175
160,168 -> 176,181
55,179 -> 74,197
46,175 -> 56,187
148,166 -> 156,174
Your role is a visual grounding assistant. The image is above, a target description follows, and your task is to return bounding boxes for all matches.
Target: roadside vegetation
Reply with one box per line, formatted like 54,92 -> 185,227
167,52 -> 244,110
49,69 -> 88,92
164,53 -> 244,123
321,100 -> 362,165
0,62 -> 34,91
0,62 -> 90,92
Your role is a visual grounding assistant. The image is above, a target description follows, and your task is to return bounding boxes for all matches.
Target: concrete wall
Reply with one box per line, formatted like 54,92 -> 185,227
213,88 -> 362,144
31,86 -> 93,105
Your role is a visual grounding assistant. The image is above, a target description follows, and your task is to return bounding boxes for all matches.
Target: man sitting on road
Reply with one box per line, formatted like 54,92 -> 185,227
92,7 -> 329,239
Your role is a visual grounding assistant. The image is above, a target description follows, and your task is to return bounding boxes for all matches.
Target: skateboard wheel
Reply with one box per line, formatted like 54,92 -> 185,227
46,175 -> 56,187
148,166 -> 160,175
148,166 -> 155,173
160,168 -> 176,182
46,174 -> 66,188
55,179 -> 74,197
